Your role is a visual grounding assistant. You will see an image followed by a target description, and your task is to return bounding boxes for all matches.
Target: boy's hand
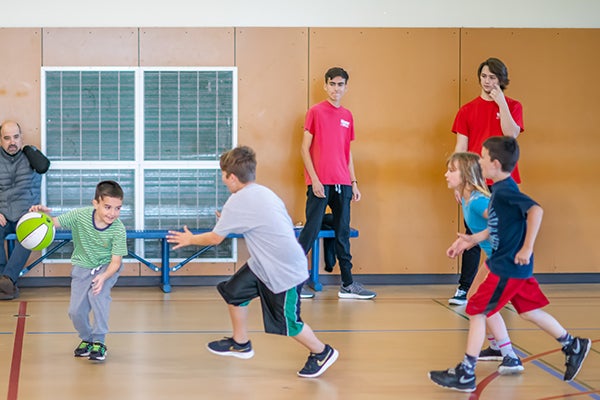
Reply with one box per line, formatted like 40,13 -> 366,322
91,274 -> 106,295
167,225 -> 194,250
489,83 -> 507,106
514,247 -> 533,266
352,185 -> 361,202
30,204 -> 51,213
311,181 -> 325,198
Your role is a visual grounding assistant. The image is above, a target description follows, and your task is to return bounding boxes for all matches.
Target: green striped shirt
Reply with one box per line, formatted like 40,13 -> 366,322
57,207 -> 127,268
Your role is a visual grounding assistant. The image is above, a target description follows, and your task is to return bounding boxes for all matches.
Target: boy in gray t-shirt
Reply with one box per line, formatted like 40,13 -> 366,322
167,146 -> 338,378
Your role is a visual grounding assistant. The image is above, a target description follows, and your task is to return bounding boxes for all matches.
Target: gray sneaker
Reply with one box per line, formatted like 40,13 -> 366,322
338,282 -> 376,299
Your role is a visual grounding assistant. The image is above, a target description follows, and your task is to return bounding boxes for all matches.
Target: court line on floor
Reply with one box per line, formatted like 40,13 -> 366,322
474,345 -> 600,399
6,301 -> 28,400
433,299 -> 599,399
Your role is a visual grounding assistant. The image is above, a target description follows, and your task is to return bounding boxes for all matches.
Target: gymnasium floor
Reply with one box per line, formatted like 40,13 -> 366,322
0,284 -> 598,399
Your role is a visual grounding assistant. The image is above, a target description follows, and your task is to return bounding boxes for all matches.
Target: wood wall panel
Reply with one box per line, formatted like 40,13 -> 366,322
43,28 -> 138,66
235,28 -> 309,219
0,28 -> 42,145
308,28 -> 459,274
1,27 -> 599,280
140,28 -> 234,66
461,29 -> 600,273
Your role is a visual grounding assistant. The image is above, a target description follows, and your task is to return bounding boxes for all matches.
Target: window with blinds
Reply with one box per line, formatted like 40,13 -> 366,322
42,67 -> 237,262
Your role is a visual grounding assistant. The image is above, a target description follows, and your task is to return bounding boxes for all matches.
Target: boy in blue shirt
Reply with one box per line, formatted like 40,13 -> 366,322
429,137 -> 591,392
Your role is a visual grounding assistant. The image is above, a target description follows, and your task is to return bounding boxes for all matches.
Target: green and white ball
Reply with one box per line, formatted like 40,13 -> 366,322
16,212 -> 55,251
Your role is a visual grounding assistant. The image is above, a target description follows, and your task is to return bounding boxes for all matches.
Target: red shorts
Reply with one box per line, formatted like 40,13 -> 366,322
465,264 -> 549,316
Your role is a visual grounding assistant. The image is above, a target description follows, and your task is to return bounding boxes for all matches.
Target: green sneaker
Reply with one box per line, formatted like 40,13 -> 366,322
74,341 -> 93,357
89,342 -> 107,361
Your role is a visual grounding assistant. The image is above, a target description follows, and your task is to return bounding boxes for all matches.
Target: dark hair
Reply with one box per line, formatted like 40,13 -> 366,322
95,180 -> 124,201
483,136 -> 519,173
477,58 -> 510,90
220,146 -> 256,183
325,67 -> 349,83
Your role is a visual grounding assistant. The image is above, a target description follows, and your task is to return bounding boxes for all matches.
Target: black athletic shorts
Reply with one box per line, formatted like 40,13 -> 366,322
216,263 -> 305,336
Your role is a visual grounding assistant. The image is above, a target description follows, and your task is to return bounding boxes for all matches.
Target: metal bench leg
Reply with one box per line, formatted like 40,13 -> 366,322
161,239 -> 171,293
309,238 -> 323,291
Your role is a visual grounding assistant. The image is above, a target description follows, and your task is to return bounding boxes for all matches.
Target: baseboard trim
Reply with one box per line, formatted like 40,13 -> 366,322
16,273 -> 600,288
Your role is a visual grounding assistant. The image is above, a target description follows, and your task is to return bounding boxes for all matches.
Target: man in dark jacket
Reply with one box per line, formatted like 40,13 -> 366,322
0,120 -> 50,299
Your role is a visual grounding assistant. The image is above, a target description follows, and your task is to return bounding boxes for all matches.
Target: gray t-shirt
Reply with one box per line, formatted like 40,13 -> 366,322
213,183 -> 308,293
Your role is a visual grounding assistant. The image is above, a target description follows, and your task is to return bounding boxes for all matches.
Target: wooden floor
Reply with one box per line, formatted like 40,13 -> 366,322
0,284 -> 598,399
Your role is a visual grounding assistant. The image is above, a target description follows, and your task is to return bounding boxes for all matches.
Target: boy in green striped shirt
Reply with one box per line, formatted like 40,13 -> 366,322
32,180 -> 127,361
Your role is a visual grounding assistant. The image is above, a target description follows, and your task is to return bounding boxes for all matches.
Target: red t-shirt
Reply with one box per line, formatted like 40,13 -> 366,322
304,101 -> 355,185
452,96 -> 524,183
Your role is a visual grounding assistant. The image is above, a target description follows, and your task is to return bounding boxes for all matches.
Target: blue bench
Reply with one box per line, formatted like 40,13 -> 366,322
6,227 -> 358,293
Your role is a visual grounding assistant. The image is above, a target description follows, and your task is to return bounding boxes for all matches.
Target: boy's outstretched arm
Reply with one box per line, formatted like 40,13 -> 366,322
29,205 -> 61,227
514,205 -> 543,265
166,225 -> 225,250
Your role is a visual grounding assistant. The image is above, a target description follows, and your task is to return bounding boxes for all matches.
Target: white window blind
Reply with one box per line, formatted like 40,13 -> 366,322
42,67 -> 237,262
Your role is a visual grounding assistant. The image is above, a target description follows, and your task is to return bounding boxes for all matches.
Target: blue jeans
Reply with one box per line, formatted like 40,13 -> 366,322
298,185 -> 354,286
0,220 -> 32,283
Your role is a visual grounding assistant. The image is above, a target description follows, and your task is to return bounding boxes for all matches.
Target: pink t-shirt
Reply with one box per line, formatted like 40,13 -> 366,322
304,101 -> 355,185
452,96 -> 524,183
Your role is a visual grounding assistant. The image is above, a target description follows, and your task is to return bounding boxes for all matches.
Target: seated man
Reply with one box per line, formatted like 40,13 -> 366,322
0,120 -> 50,299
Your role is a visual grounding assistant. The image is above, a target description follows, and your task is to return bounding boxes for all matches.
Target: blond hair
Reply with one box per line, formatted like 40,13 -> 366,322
447,152 -> 490,197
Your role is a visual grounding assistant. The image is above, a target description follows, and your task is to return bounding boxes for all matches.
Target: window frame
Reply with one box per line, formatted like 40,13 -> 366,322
40,66 -> 238,264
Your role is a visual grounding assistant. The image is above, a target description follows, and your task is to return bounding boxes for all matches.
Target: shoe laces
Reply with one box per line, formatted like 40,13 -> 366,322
347,282 -> 364,291
91,343 -> 105,352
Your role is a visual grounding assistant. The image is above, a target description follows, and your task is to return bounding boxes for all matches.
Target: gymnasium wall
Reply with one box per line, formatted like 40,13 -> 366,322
1,27 -> 599,281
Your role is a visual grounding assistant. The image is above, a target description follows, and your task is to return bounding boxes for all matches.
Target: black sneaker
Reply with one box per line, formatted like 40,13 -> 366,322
498,355 -> 524,375
207,337 -> 254,359
448,288 -> 467,305
562,337 -> 591,381
300,288 -> 315,299
297,344 -> 339,378
478,346 -> 503,361
74,340 -> 93,357
89,342 -> 107,361
428,363 -> 476,392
